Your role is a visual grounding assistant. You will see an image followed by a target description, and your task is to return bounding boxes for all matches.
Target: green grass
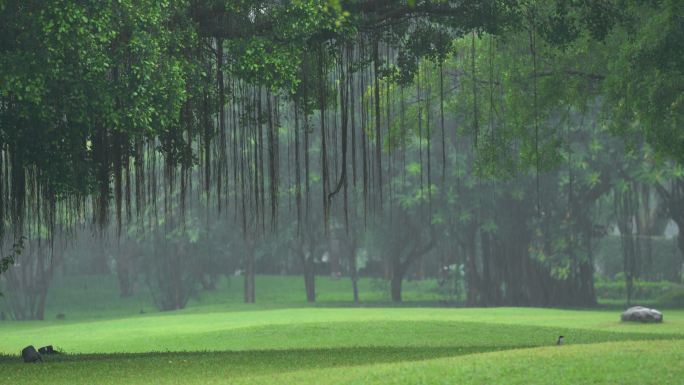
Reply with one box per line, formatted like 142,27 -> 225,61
6,273 -> 671,321
3,340 -> 682,385
25,274 -> 444,320
2,307 -> 684,353
1,275 -> 683,384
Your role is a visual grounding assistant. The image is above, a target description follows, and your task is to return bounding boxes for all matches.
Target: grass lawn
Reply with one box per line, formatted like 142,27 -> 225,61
1,275 -> 682,384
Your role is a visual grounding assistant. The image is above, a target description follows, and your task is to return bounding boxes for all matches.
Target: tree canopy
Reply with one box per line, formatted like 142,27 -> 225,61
0,0 -> 682,307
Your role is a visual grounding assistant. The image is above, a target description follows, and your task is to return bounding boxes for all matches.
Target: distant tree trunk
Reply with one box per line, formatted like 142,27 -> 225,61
383,257 -> 392,280
329,236 -> 342,279
656,181 -> 684,281
34,258 -> 53,321
615,186 -> 638,306
390,258 -> 405,302
463,227 -> 480,306
678,230 -> 684,270
577,256 -> 597,306
216,37 -> 226,211
244,236 -> 256,303
614,186 -> 638,305
574,218 -> 597,306
389,225 -> 435,302
303,260 -> 316,303
347,236 -> 360,303
115,247 -> 135,298
4,243 -> 57,320
36,280 -> 48,321
116,260 -> 133,298
300,241 -> 316,303
480,228 -> 498,305
351,264 -> 360,303
372,39 -> 383,204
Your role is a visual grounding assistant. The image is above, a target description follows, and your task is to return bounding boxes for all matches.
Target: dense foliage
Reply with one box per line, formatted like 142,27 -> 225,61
0,0 -> 682,316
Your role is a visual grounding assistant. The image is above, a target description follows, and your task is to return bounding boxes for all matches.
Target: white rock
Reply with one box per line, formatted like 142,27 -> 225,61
620,306 -> 663,323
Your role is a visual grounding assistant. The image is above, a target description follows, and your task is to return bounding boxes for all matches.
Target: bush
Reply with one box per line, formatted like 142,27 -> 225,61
658,286 -> 684,307
595,279 -> 677,301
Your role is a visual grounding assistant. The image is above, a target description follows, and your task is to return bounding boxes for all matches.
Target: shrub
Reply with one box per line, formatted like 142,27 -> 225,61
658,287 -> 684,307
595,279 -> 677,301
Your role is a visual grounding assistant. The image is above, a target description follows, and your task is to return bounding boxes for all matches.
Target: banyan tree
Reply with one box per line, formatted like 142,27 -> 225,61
2,0 -> 673,311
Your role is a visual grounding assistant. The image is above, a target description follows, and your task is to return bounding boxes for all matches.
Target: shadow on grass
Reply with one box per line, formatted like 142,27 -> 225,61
0,345 -> 522,373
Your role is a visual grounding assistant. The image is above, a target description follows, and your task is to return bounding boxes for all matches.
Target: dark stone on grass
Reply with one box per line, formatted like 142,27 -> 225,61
21,346 -> 42,363
620,306 -> 663,323
38,345 -> 60,355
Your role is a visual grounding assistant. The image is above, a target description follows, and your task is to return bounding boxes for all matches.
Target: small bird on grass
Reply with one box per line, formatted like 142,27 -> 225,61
557,336 -> 564,345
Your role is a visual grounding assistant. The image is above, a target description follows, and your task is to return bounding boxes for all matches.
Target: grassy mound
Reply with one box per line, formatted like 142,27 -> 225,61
1,307 -> 683,353
0,307 -> 682,384
1,339 -> 681,385
1,275 -> 682,384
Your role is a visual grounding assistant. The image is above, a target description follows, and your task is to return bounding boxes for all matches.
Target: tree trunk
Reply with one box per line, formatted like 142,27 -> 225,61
329,237 -> 342,279
351,272 -> 359,303
676,226 -> 684,282
578,257 -> 597,306
679,225 -> 684,254
464,230 -> 480,306
216,37 -> 226,211
244,238 -> 256,303
391,258 -> 405,302
6,250 -> 55,320
116,250 -> 134,298
616,187 -> 638,306
480,230 -> 497,305
390,275 -> 403,302
372,39 -> 383,203
655,180 -> 684,282
300,239 -> 316,303
117,264 -> 133,298
348,243 -> 359,303
304,260 -> 316,303
36,280 -> 48,321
